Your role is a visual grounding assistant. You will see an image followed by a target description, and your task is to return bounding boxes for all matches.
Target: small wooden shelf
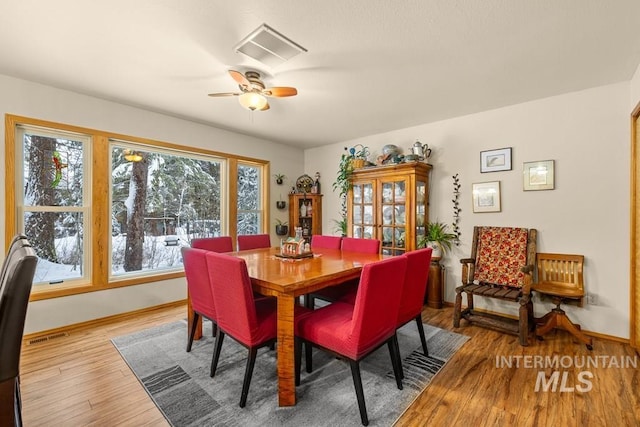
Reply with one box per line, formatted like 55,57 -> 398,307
288,194 -> 322,241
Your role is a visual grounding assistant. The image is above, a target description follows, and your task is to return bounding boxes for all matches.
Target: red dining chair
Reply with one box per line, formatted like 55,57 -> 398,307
191,236 -> 233,252
205,251 -> 279,408
341,237 -> 380,254
397,248 -> 432,355
306,237 -> 381,310
310,235 -> 342,250
237,234 -> 271,251
295,256 -> 408,426
341,248 -> 433,355
182,247 -> 218,353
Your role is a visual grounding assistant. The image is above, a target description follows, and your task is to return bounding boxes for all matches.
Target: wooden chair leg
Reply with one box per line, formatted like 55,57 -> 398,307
453,288 -> 463,327
415,315 -> 429,357
349,361 -> 369,426
239,347 -> 258,408
466,291 -> 474,310
518,299 -> 530,346
535,311 -> 560,337
210,330 -> 225,377
187,312 -> 200,352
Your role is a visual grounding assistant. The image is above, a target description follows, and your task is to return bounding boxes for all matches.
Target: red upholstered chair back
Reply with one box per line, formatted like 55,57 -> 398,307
237,234 -> 271,251
191,236 -> 233,252
181,247 -> 216,319
310,235 -> 342,250
473,227 -> 529,288
341,237 -> 380,254
398,248 -> 432,325
205,251 -> 267,345
348,256 -> 407,358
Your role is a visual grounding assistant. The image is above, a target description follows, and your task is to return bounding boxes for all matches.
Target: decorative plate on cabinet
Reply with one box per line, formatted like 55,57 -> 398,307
295,174 -> 314,193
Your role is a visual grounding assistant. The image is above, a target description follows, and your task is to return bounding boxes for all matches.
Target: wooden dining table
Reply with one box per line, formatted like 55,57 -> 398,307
186,246 -> 386,407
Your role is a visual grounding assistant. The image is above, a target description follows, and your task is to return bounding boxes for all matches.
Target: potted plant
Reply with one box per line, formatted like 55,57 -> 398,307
275,219 -> 289,236
332,218 -> 347,237
274,173 -> 286,185
418,222 -> 457,260
332,145 -> 369,232
276,195 -> 286,210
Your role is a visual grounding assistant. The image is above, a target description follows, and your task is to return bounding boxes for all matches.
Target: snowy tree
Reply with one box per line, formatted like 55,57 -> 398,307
124,154 -> 149,271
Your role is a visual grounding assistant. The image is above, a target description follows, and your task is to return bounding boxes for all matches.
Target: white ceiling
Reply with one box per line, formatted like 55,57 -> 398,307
1,0 -> 639,149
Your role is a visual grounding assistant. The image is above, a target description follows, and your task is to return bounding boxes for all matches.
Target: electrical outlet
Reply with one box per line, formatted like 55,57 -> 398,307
586,293 -> 598,305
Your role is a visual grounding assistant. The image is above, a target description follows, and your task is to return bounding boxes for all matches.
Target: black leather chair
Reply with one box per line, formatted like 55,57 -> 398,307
0,236 -> 38,427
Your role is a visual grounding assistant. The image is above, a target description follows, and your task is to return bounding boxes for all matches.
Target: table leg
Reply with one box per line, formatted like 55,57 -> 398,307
277,294 -> 296,406
187,289 -> 202,342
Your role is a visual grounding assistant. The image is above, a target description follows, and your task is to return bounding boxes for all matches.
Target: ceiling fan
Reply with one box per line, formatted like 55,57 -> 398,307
208,70 -> 297,111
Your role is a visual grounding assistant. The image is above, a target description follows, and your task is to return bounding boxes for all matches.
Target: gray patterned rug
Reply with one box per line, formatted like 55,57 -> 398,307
112,319 -> 469,426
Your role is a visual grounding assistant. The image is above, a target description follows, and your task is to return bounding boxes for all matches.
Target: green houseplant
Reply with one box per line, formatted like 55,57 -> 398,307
332,145 -> 369,235
418,222 -> 457,259
274,173 -> 286,185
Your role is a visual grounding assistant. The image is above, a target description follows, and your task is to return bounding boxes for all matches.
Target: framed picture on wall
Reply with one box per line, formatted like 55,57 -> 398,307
472,181 -> 501,213
480,147 -> 512,173
523,160 -> 555,191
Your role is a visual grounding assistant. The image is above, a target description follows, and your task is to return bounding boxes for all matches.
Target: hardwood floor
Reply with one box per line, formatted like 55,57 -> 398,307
19,304 -> 640,426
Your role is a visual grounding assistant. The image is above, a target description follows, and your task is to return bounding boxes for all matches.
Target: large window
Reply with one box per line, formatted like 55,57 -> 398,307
5,115 -> 269,299
110,142 -> 224,277
17,125 -> 90,287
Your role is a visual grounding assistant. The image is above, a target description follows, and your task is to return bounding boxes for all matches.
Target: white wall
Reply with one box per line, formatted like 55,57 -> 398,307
306,82 -> 631,339
631,62 -> 640,111
0,74 -> 304,334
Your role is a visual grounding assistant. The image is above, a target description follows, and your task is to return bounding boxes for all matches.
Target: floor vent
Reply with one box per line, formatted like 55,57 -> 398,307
28,331 -> 69,345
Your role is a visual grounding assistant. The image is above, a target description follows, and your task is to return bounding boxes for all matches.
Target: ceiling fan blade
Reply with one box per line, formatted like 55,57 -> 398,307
260,101 -> 271,111
207,92 -> 240,97
263,87 -> 297,97
229,70 -> 250,89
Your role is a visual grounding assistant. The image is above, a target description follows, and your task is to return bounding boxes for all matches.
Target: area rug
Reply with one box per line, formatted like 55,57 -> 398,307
112,319 -> 469,426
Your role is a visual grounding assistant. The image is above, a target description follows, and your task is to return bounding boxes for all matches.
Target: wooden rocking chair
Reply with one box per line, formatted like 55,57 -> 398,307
453,226 -> 537,346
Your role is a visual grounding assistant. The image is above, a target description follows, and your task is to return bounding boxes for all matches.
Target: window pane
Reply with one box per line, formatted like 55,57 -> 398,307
237,212 -> 259,235
237,164 -> 262,235
26,211 -> 85,285
110,145 -> 222,276
23,134 -> 84,207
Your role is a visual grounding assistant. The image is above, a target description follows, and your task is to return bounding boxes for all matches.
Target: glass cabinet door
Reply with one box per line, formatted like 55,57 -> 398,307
351,182 -> 375,239
380,179 -> 406,255
415,179 -> 427,248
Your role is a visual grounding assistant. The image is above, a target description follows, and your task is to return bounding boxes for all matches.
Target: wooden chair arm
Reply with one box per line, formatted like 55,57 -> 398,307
460,258 -> 475,285
521,264 -> 534,295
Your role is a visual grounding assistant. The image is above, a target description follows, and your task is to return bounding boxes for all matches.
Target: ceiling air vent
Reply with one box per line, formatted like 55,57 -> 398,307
234,24 -> 307,68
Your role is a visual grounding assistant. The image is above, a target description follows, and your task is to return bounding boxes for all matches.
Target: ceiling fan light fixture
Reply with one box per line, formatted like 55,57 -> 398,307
238,92 -> 268,111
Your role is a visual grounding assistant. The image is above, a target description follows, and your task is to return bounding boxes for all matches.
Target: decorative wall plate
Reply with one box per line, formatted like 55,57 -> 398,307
295,174 -> 314,193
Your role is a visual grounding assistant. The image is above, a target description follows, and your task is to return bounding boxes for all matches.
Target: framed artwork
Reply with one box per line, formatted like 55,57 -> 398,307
472,181 -> 501,213
523,160 -> 555,191
480,147 -> 512,173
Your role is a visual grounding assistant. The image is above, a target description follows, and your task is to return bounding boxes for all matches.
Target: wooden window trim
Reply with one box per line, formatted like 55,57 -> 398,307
5,114 -> 269,301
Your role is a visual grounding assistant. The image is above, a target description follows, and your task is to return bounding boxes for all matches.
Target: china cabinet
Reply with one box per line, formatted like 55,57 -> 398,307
288,194 -> 322,241
347,162 -> 431,255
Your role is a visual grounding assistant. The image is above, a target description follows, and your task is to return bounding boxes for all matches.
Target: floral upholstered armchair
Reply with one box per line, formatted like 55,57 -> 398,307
453,226 -> 537,346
